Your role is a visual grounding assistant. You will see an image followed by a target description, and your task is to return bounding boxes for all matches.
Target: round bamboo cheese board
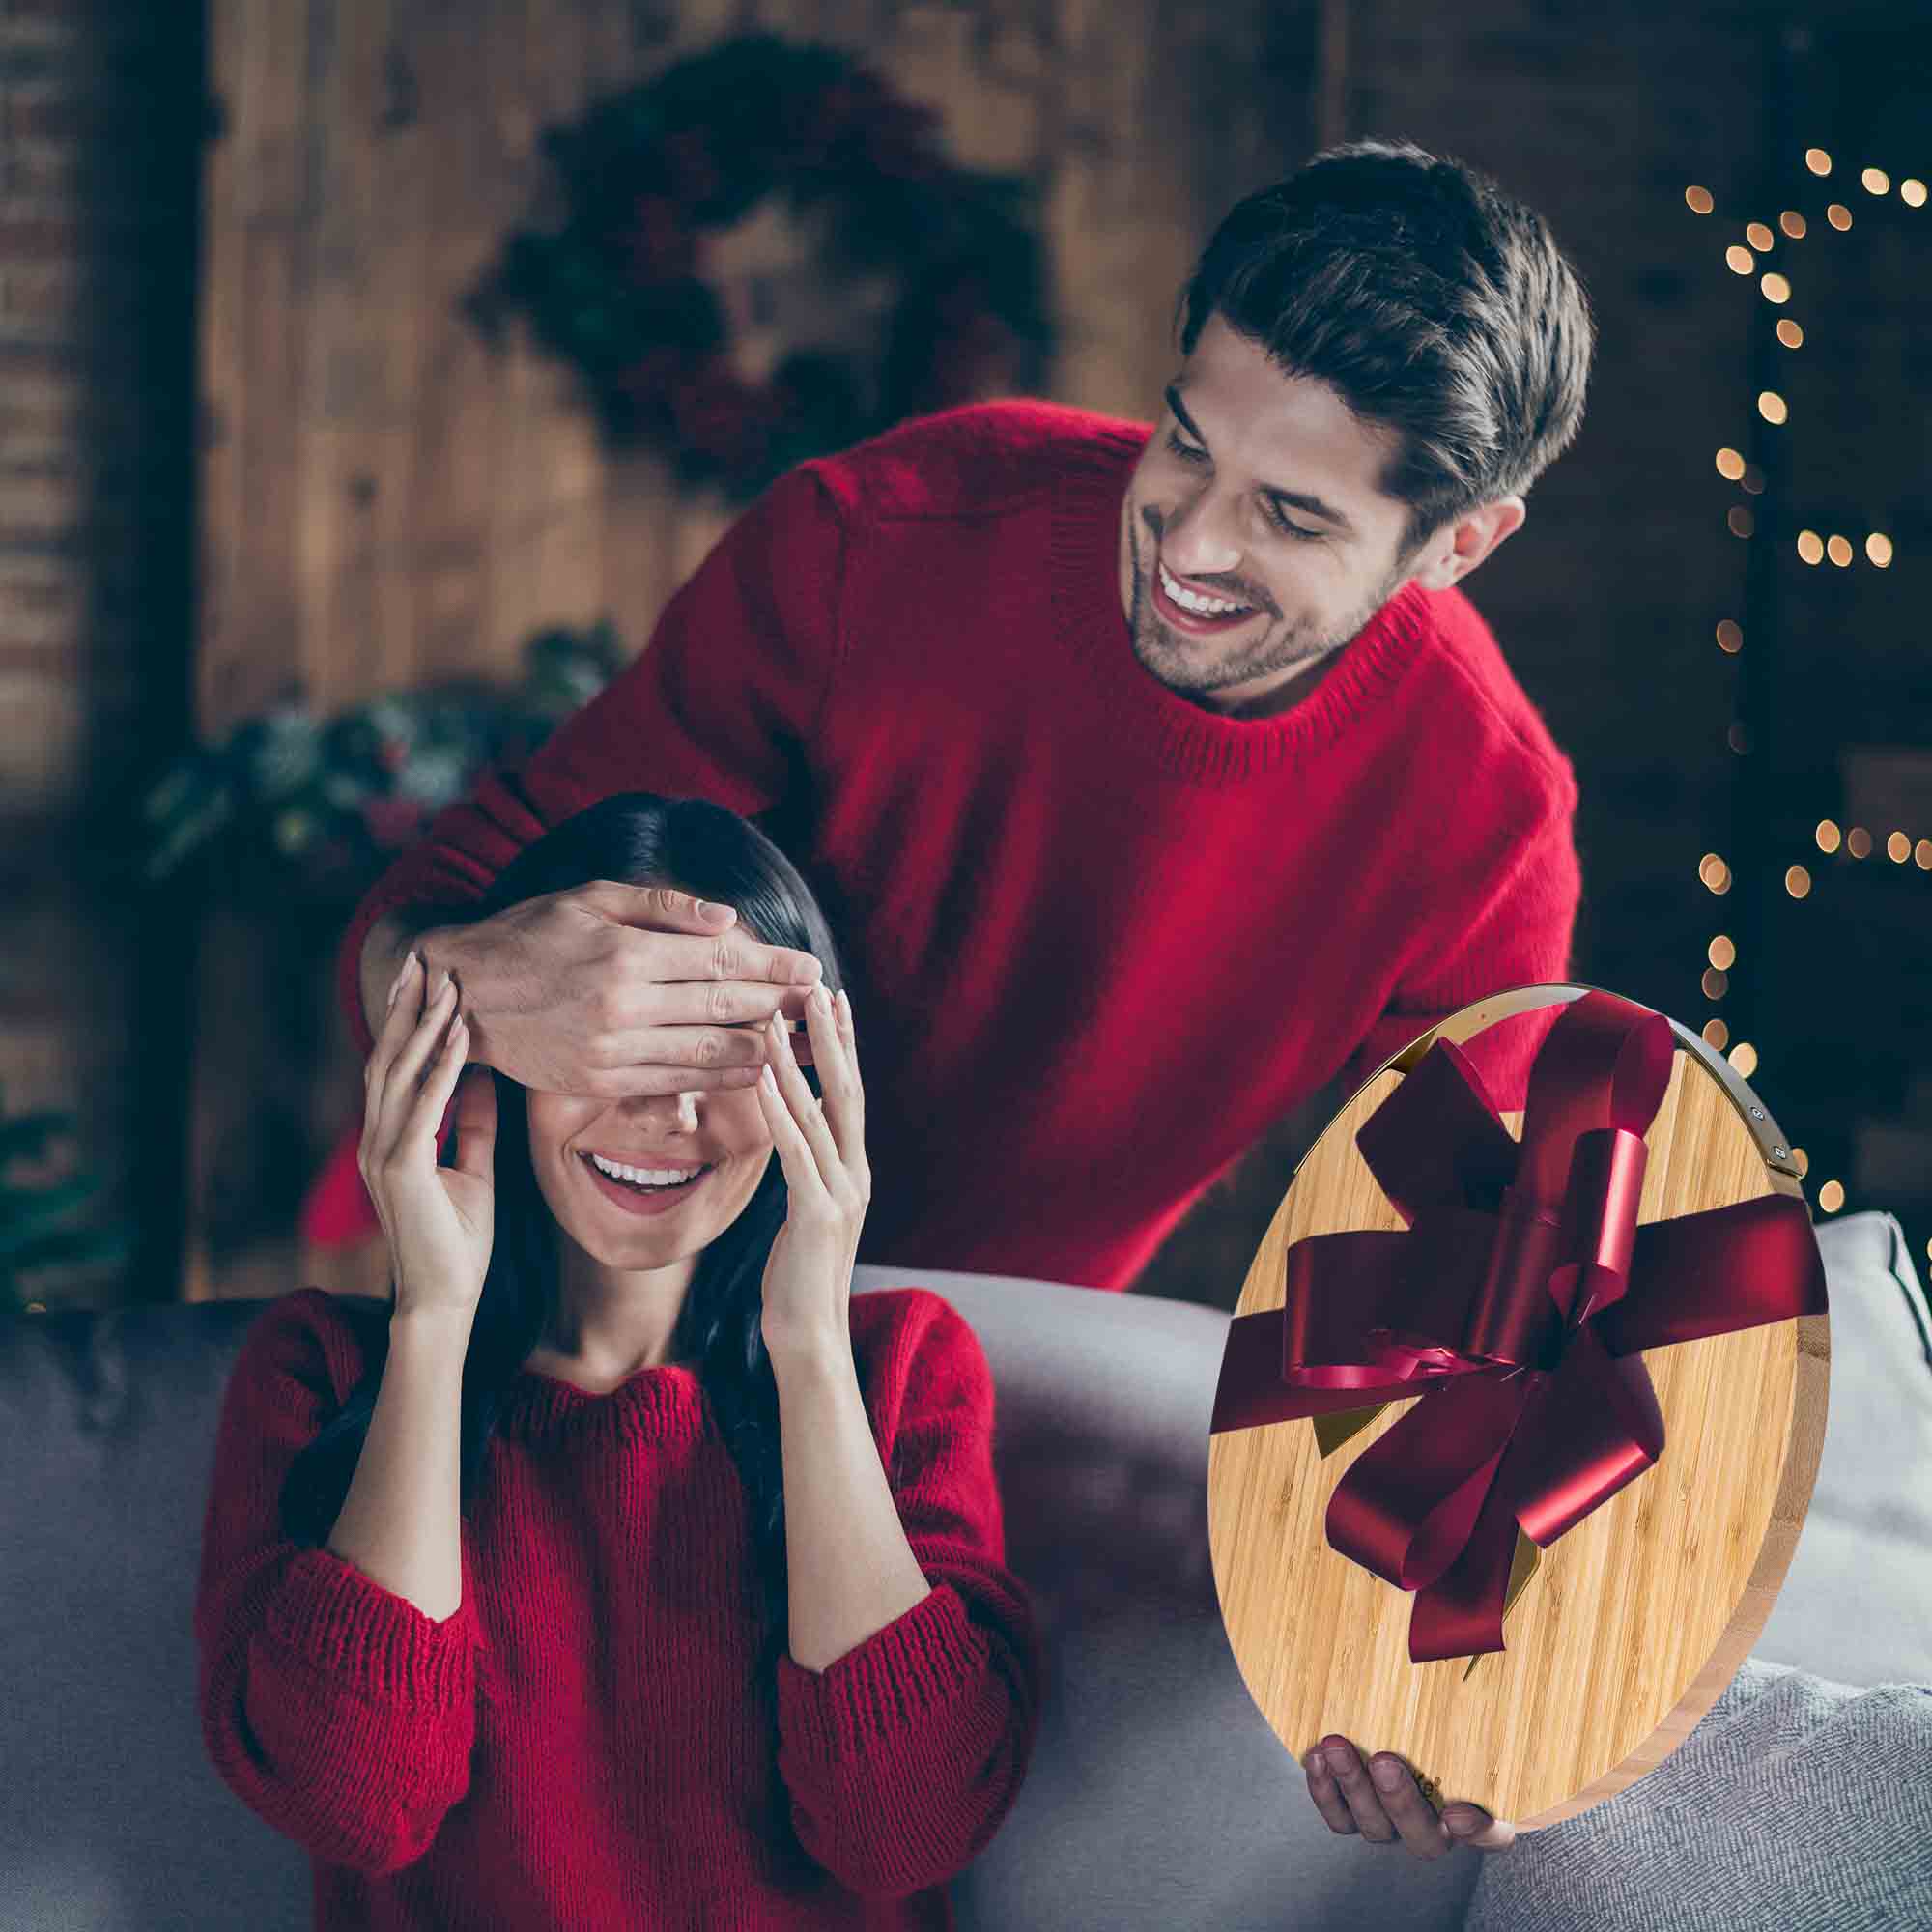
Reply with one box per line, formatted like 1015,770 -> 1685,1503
1206,984 -> 1831,1828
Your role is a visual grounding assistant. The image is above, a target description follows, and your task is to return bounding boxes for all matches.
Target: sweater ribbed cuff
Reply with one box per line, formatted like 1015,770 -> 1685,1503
775,1581 -> 986,1763
264,1546 -> 481,1713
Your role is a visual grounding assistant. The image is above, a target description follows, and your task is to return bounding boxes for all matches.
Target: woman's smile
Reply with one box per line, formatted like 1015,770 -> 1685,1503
578,1149 -> 721,1218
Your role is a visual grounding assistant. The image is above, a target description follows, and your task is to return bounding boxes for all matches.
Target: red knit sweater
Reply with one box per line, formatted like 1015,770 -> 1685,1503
196,1285 -> 1037,1930
333,400 -> 1581,1290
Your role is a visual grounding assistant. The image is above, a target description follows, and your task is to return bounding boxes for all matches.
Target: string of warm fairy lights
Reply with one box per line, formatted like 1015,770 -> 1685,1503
1685,146 -> 1923,1246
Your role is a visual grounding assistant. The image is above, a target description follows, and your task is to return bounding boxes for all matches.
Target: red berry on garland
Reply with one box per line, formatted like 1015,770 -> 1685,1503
668,362 -> 774,477
659,128 -> 724,209
623,193 -> 696,283
362,795 -> 427,847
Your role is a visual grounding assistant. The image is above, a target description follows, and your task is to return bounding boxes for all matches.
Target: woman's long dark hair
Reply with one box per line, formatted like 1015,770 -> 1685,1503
279,793 -> 848,1650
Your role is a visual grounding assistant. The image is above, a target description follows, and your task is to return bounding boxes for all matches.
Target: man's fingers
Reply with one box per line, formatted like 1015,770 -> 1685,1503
582,880 -> 823,987
1366,1755 -> 1452,1859
640,980 -> 822,1029
1303,1750 -> 1359,1835
1443,1805 -> 1517,1853
640,924 -> 824,989
580,880 -> 739,933
592,1020 -> 788,1074
1318,1739 -> 1397,1843
575,1062 -> 769,1100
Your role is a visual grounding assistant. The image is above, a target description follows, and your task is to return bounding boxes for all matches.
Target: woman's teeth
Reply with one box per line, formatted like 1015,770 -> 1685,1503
586,1153 -> 708,1193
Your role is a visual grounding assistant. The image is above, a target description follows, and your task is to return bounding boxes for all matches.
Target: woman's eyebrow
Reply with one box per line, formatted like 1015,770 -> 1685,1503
1164,381 -> 1358,539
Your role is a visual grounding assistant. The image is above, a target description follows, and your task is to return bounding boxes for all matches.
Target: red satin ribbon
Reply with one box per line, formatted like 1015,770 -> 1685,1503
1211,990 -> 1829,1663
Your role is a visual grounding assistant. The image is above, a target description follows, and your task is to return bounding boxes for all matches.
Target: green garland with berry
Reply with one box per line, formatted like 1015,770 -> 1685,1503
468,32 -> 1055,497
136,623 -> 621,908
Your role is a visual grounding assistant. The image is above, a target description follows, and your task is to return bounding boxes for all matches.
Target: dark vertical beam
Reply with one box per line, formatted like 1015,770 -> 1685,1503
117,3 -> 211,1301
1317,0 -> 1350,150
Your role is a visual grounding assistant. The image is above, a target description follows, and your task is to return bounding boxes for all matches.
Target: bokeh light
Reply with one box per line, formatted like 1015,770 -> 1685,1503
1777,319 -> 1804,348
1708,935 -> 1737,970
1818,1179 -> 1844,1212
1686,185 -> 1715,213
1785,865 -> 1811,897
1815,819 -> 1841,853
1757,390 -> 1787,424
1847,826 -> 1873,859
1701,1017 -> 1729,1049
1727,1041 -> 1759,1077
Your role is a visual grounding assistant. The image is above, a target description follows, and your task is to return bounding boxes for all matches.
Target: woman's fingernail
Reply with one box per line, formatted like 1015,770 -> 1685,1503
1304,1750 -> 1325,1776
1444,1810 -> 1478,1835
698,899 -> 733,922
1371,1758 -> 1402,1791
810,984 -> 831,1013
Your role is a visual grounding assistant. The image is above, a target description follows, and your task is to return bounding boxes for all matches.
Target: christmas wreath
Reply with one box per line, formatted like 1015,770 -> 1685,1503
469,33 -> 1055,497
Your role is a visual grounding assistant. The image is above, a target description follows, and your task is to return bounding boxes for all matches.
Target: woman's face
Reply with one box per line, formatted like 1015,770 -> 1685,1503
521,896 -> 808,1273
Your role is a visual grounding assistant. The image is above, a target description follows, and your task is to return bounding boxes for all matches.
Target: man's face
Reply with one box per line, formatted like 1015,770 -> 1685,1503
1117,311 -> 1434,719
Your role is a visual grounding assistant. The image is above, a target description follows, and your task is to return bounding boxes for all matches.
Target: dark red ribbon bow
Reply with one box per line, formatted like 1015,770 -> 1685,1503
1210,990 -> 1828,1663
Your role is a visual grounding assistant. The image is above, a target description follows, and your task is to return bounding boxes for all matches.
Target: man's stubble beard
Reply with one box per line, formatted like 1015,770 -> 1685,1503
1124,507 -> 1407,704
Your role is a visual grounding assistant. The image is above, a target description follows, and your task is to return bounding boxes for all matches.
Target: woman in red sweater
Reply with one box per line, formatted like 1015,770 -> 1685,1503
195,791 -> 1039,1931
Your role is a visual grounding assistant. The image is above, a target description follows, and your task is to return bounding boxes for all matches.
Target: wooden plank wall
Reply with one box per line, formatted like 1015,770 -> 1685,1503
189,0 -> 1323,1302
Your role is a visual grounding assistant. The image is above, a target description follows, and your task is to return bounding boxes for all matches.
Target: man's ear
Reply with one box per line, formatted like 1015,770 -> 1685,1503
1408,496 -> 1527,591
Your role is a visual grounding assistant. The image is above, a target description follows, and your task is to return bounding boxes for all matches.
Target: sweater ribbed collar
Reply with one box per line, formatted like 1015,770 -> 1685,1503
1049,429 -> 1436,784
495,1358 -> 712,1448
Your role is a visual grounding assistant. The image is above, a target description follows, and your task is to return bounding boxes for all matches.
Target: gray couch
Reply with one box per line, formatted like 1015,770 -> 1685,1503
2,1211 -> 1926,1931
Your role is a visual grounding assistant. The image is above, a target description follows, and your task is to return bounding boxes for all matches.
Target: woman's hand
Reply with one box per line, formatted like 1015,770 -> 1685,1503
1304,1735 -> 1517,1858
753,982 -> 870,1364
360,951 -> 498,1321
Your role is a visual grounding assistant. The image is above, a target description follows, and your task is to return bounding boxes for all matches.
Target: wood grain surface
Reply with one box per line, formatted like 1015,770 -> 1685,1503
1207,989 -> 1831,1828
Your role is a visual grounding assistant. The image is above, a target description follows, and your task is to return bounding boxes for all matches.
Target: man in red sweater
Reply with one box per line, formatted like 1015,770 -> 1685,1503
334,137 -> 1592,1297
